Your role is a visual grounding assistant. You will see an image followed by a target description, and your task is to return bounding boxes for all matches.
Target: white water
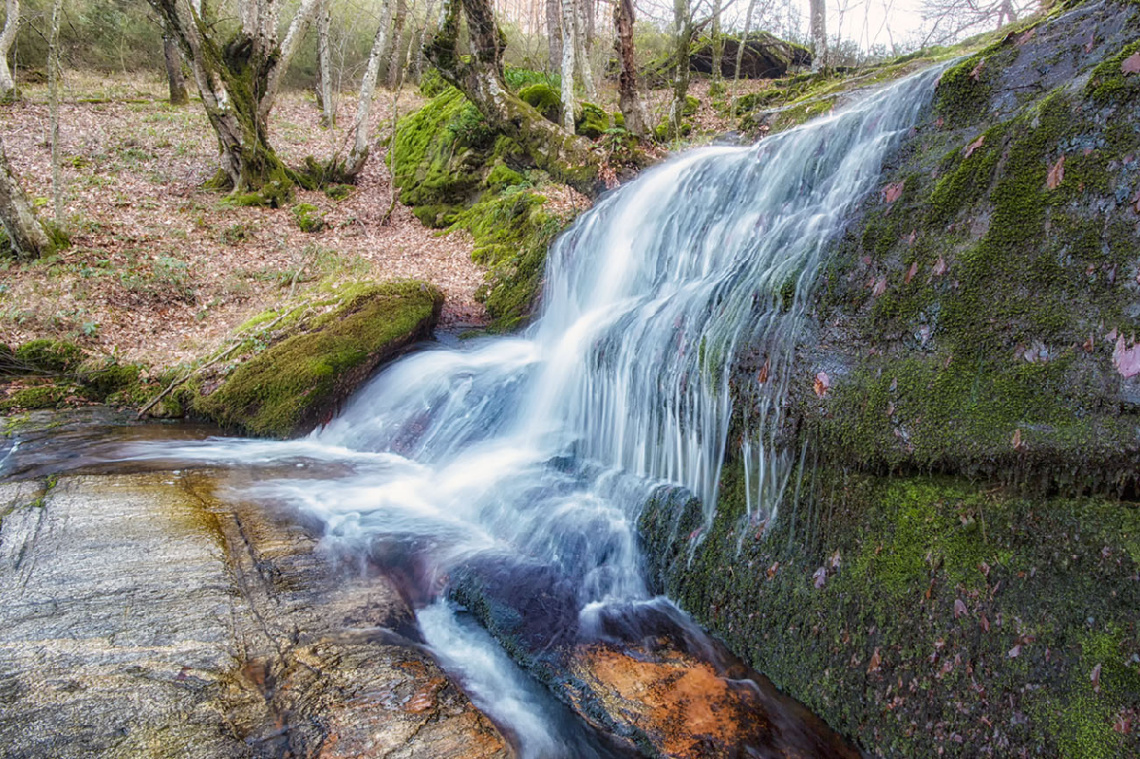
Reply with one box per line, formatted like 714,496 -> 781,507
121,66 -> 944,752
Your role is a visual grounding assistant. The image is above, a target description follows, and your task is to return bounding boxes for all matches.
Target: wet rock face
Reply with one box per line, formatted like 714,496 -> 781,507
0,472 -> 508,758
451,559 -> 861,758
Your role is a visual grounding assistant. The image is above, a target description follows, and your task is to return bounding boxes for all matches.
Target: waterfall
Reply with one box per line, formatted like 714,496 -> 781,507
120,64 -> 944,754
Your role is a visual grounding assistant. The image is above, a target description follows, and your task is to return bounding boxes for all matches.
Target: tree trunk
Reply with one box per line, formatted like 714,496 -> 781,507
666,0 -> 691,139
545,0 -> 562,75
316,1 -> 334,126
613,0 -> 646,136
573,0 -> 596,102
559,0 -> 576,131
731,0 -> 757,110
163,32 -> 189,105
810,0 -> 826,72
426,0 -> 601,196
341,10 -> 390,179
149,0 -> 320,194
48,0 -> 62,226
386,0 -> 407,88
412,0 -> 436,83
0,135 -> 52,259
0,0 -> 19,99
710,0 -> 723,87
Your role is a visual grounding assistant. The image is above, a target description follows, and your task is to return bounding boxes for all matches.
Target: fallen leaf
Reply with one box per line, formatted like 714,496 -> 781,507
1091,663 -> 1102,693
1083,335 -> 1095,353
813,566 -> 828,589
1114,713 -> 1132,735
970,58 -> 986,81
907,229 -> 917,245
980,614 -> 990,633
905,261 -> 919,283
965,135 -> 985,158
868,647 -> 882,673
872,276 -> 887,296
1123,52 -> 1140,75
1008,644 -> 1021,658
767,561 -> 780,580
954,599 -> 968,618
1113,335 -> 1140,378
1047,155 -> 1065,190
830,550 -> 842,570
979,561 -> 990,577
883,182 -> 904,203
1084,32 -> 1095,54
932,257 -> 948,276
757,358 -> 770,384
814,371 -> 830,397
1014,28 -> 1036,46
1011,428 -> 1025,451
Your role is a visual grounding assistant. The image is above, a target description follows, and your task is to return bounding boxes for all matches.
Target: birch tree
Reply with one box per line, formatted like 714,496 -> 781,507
339,7 -> 390,179
316,0 -> 335,126
0,136 -> 54,260
148,0 -> 324,194
163,32 -> 189,105
0,0 -> 20,99
810,0 -> 826,71
386,0 -> 407,88
545,0 -> 561,74
666,0 -> 694,138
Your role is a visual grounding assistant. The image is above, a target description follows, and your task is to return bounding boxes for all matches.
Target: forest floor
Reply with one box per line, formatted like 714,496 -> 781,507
0,71 -> 761,373
0,72 -> 487,370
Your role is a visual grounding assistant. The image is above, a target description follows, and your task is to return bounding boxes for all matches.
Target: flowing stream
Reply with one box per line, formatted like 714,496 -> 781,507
108,65 -> 945,755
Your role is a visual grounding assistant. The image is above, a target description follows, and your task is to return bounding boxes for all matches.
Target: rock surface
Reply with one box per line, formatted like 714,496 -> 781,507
0,470 -> 509,758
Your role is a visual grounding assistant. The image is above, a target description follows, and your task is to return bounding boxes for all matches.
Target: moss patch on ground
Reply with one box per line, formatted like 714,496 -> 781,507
191,280 -> 442,438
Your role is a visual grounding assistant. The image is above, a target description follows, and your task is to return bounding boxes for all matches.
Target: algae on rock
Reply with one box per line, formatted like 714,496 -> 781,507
193,281 -> 443,438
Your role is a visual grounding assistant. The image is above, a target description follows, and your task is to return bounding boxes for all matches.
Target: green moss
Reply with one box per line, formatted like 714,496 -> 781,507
193,281 -> 443,438
682,94 -> 700,117
0,383 -> 73,410
485,163 -> 525,191
291,202 -> 325,233
518,83 -> 562,123
641,465 -> 1140,758
14,339 -> 85,373
575,102 -> 610,139
1087,40 -> 1140,105
324,183 -> 355,201
453,189 -> 570,332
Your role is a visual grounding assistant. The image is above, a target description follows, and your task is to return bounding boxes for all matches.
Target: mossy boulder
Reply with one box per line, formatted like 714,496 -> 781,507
518,83 -> 562,124
193,281 -> 443,438
574,102 -> 610,139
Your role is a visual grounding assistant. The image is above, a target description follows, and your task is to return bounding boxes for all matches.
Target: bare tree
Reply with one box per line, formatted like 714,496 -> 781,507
149,0 -> 324,193
340,6 -> 391,179
163,31 -> 189,105
426,0 -> 600,194
48,0 -> 62,226
0,135 -> 53,259
316,0 -> 335,126
810,0 -> 826,71
920,0 -> 1033,44
386,0 -> 408,87
559,0 -> 577,130
546,0 -> 562,73
0,0 -> 19,99
665,0 -> 694,138
613,0 -> 647,135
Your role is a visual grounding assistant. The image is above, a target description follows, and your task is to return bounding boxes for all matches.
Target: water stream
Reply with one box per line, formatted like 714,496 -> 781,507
18,65 -> 947,755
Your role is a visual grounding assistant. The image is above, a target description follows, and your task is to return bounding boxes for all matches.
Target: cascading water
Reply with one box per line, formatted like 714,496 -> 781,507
117,64 -> 946,755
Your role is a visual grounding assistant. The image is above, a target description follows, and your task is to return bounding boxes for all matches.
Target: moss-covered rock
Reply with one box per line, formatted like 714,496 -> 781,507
798,0 -> 1140,483
192,281 -> 443,438
575,102 -> 610,139
518,83 -> 562,124
640,463 -> 1140,758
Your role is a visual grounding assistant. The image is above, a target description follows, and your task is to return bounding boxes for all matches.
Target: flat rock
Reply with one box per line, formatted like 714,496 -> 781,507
0,471 -> 509,758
